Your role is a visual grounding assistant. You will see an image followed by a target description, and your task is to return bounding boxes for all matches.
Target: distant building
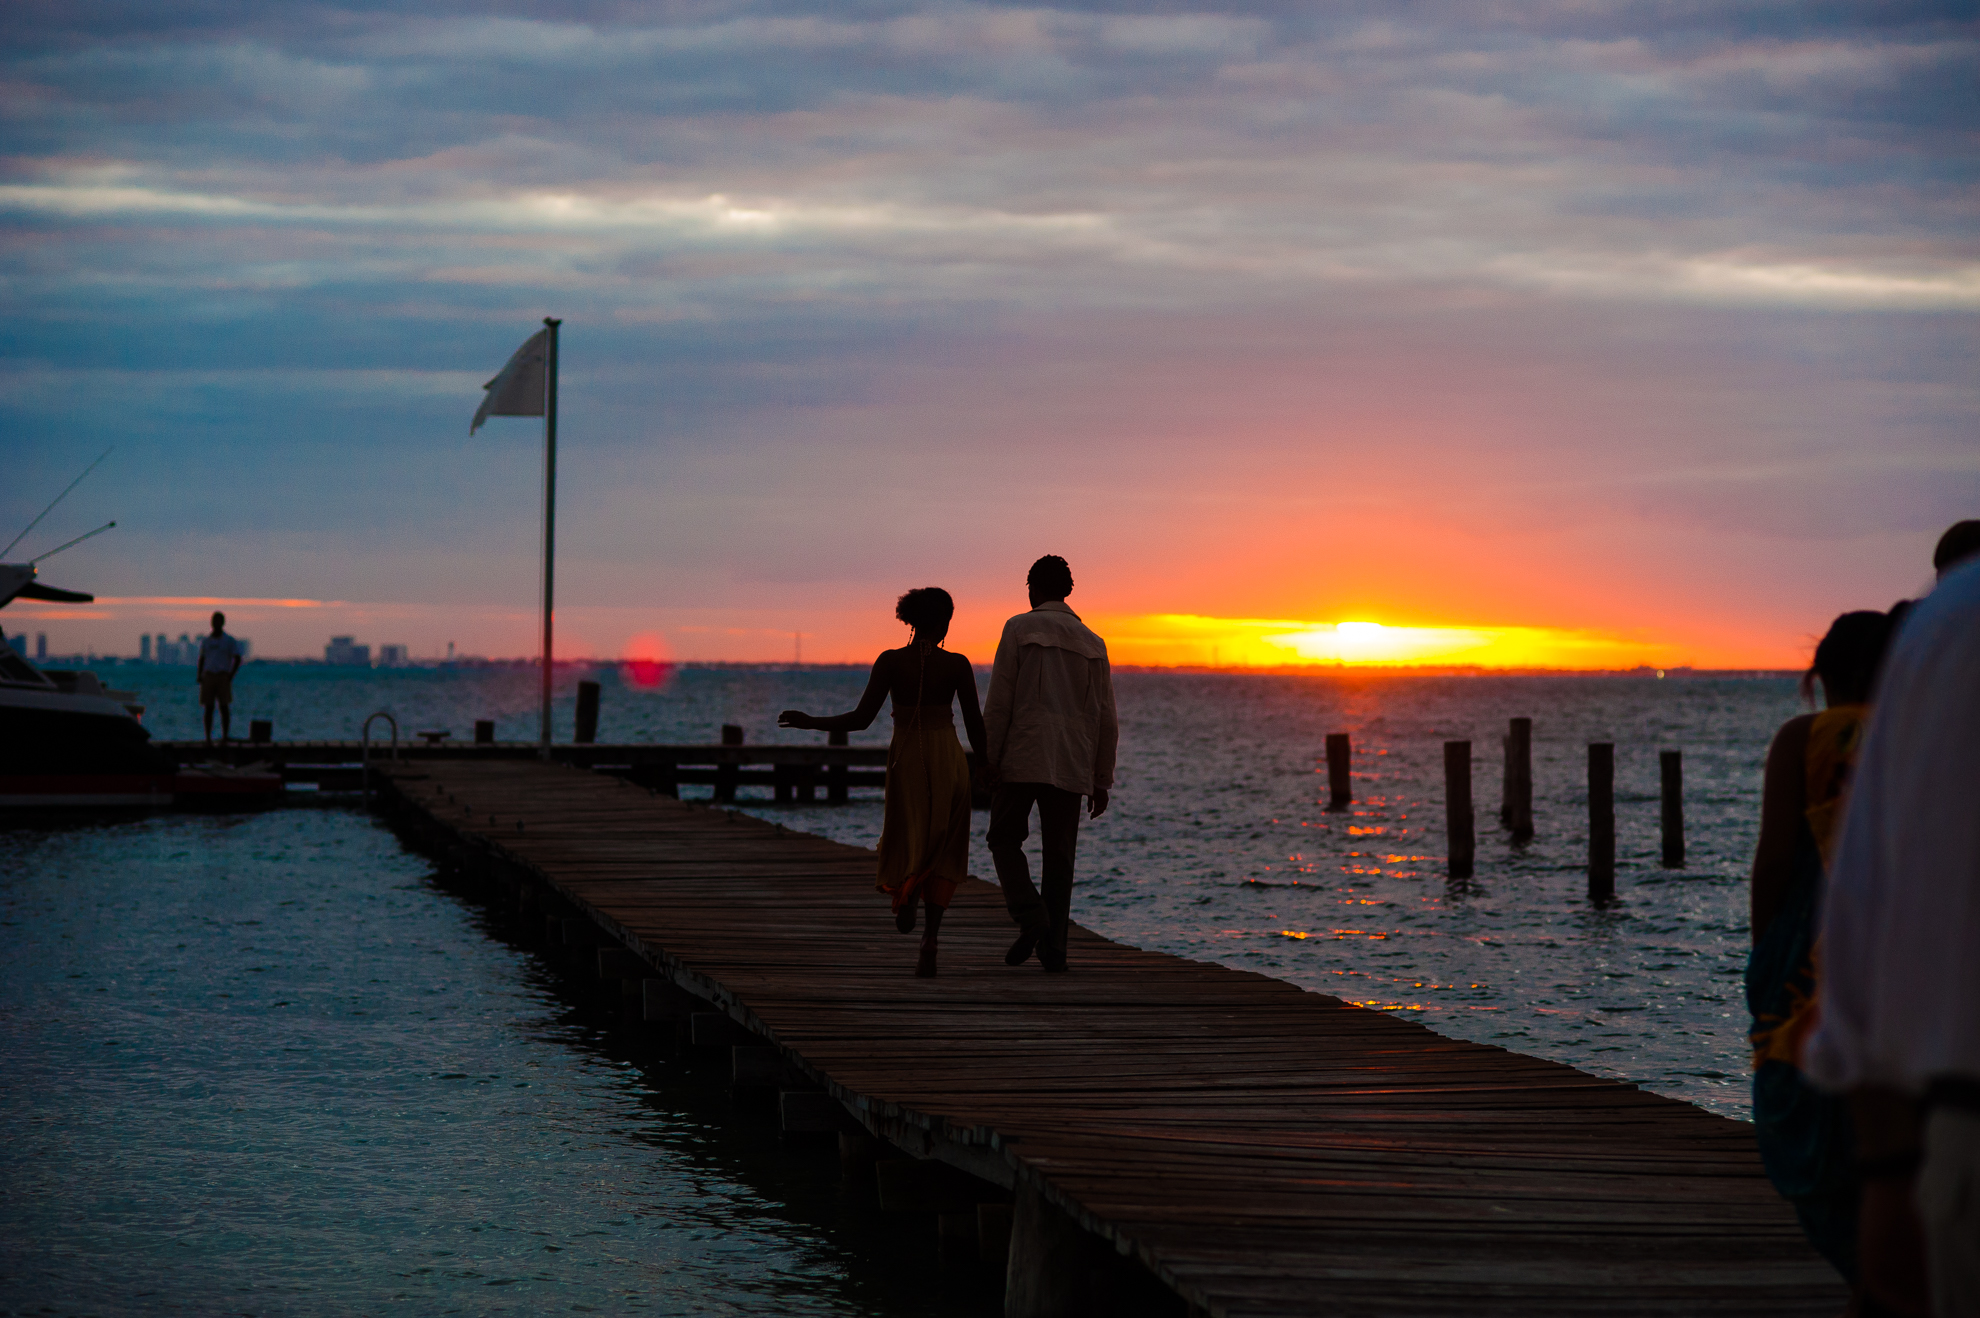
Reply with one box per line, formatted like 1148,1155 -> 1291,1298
35,633 -> 46,661
325,636 -> 371,666
378,644 -> 408,667
140,634 -> 151,662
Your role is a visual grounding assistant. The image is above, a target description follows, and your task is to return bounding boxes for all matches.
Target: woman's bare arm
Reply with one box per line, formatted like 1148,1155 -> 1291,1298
779,655 -> 891,733
953,652 -> 987,760
1751,713 -> 1814,942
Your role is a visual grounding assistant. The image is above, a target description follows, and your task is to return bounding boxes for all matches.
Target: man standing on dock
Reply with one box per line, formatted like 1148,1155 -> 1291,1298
197,610 -> 244,745
983,554 -> 1118,973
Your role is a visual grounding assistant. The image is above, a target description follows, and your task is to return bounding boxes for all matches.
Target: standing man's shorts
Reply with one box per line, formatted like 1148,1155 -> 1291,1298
199,672 -> 234,708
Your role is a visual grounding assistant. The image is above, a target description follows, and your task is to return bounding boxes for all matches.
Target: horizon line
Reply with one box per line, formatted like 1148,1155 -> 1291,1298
32,653 -> 1801,678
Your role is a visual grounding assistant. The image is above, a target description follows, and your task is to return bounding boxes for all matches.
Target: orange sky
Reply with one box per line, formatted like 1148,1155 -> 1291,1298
11,591 -> 1824,670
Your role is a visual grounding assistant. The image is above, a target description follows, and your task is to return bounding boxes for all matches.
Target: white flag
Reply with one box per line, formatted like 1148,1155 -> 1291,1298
469,329 -> 549,434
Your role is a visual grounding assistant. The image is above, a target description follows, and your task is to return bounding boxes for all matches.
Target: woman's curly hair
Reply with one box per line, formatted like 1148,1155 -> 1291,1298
896,587 -> 955,643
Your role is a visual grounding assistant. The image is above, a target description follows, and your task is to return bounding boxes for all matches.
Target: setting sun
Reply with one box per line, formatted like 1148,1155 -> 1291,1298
1094,614 -> 1684,670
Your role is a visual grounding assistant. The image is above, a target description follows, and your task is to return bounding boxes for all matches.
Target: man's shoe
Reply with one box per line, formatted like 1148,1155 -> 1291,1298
895,901 -> 916,935
1005,930 -> 1042,966
914,938 -> 938,978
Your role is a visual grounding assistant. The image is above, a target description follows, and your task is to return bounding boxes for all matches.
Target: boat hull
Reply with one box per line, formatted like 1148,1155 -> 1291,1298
0,774 -> 176,807
0,769 -> 287,809
2,689 -> 172,773
1,676 -> 282,810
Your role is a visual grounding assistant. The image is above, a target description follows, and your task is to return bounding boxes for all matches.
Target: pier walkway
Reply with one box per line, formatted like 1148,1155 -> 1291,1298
380,758 -> 1840,1318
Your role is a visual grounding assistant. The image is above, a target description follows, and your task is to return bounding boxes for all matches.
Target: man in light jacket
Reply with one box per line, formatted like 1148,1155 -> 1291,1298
983,554 -> 1119,972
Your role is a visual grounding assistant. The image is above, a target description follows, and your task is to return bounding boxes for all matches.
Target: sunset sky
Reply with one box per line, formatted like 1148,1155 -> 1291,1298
3,2 -> 1975,667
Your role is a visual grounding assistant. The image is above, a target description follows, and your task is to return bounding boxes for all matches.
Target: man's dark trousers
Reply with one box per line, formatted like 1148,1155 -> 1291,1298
988,781 -> 1082,969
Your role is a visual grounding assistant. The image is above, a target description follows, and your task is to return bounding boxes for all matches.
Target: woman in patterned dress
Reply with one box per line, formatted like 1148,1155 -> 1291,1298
779,588 -> 985,977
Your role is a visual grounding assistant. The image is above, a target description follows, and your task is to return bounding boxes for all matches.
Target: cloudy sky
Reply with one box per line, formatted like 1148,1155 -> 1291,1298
3,1 -> 1975,665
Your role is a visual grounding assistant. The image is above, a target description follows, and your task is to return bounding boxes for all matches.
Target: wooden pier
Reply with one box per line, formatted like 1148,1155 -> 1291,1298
377,758 -> 1840,1318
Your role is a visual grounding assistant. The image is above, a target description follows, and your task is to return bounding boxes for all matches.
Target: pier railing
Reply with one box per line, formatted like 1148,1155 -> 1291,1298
156,740 -> 889,801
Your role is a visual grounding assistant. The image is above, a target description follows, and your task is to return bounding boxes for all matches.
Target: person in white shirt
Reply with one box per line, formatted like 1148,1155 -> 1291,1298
1803,557 -> 1980,1318
982,555 -> 1119,973
196,611 -> 245,744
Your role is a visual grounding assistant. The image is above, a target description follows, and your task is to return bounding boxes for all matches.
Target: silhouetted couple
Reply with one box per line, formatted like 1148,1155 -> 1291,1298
780,555 -> 1119,978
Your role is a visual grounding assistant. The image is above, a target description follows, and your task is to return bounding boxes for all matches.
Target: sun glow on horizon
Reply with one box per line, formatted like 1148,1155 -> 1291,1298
1095,614 -> 1682,670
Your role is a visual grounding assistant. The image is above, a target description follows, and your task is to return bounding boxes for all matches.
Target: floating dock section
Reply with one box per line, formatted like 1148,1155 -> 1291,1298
379,759 -> 1839,1318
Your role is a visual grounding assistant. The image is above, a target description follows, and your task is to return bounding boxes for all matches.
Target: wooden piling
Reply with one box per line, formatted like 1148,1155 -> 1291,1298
716,724 -> 743,802
978,1202 -> 1014,1265
838,1130 -> 883,1187
1325,733 -> 1351,809
596,946 -> 645,979
1500,731 -> 1510,825
1505,717 -> 1533,841
1661,750 -> 1684,869
474,719 -> 494,744
828,729 -> 849,803
574,680 -> 600,744
641,978 -> 687,1023
1007,1185 -> 1087,1318
1445,740 -> 1474,879
248,718 -> 272,744
1588,743 -> 1615,901
781,1090 -> 856,1135
937,1210 -> 978,1260
733,1045 -> 798,1088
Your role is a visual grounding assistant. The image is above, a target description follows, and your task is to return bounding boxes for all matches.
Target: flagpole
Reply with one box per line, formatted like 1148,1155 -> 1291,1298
540,317 -> 561,761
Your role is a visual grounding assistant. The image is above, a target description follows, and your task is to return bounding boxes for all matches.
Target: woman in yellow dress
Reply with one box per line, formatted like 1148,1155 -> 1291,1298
779,588 -> 986,977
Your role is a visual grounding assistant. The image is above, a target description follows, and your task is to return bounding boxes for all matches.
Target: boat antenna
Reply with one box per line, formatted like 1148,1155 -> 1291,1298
2,446 -> 114,559
29,521 -> 116,564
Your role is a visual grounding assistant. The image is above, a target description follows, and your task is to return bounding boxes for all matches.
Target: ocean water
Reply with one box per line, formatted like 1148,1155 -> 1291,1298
5,663 -> 1799,1312
0,806 -> 1003,1317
